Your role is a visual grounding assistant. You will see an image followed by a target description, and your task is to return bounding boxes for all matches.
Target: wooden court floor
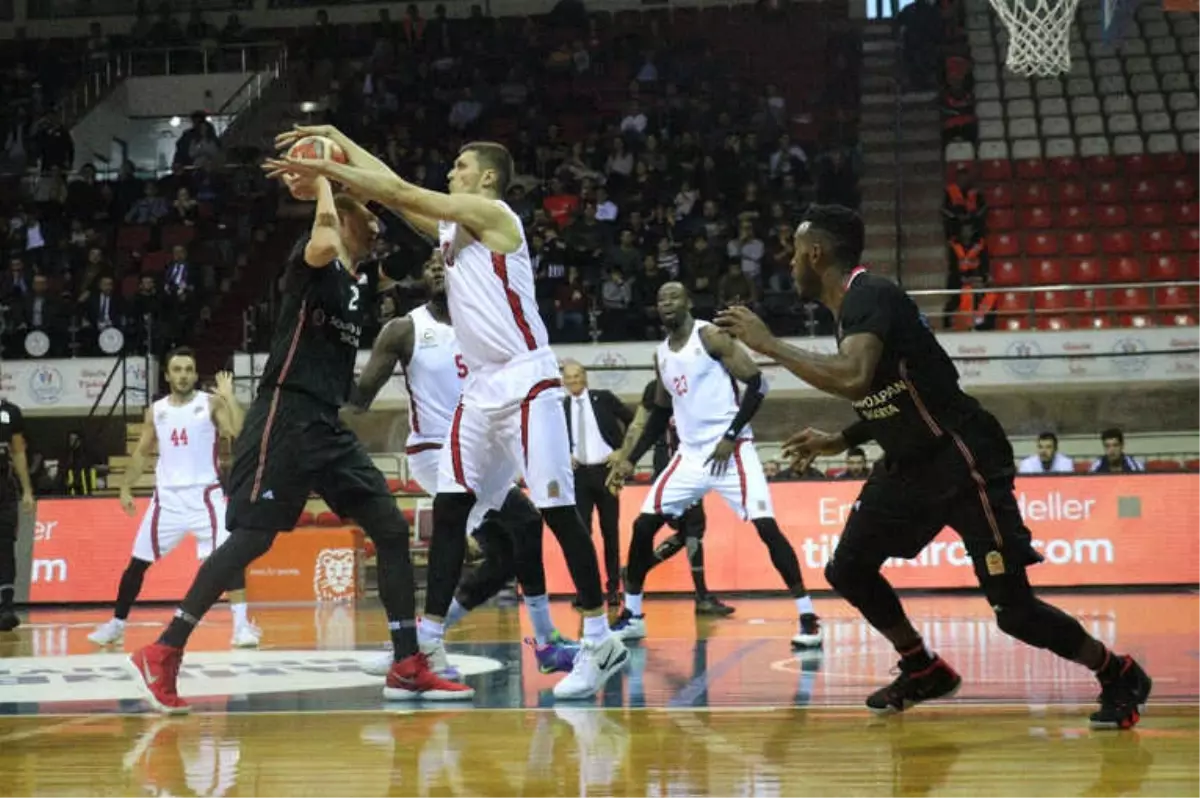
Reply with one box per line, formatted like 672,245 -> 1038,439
0,592 -> 1196,796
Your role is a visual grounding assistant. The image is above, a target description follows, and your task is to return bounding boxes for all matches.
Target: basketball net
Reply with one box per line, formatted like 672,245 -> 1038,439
988,0 -> 1082,77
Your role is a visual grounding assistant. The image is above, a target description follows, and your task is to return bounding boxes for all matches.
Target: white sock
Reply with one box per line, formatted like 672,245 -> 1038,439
795,595 -> 815,616
582,614 -> 611,644
111,617 -> 126,628
625,593 -> 644,616
523,594 -> 555,644
231,603 -> 248,627
445,598 -> 468,630
418,617 -> 444,644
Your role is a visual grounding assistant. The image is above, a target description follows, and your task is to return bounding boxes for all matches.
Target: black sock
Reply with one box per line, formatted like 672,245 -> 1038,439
361,501 -> 420,661
751,518 -> 808,596
1094,648 -> 1123,682
686,537 -> 709,597
625,513 -> 666,594
0,538 -> 15,610
158,530 -> 275,648
114,558 -> 152,620
541,505 -> 604,610
898,641 -> 934,670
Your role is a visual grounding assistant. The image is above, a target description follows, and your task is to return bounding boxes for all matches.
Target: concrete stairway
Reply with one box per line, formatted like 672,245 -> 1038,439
856,22 -> 950,315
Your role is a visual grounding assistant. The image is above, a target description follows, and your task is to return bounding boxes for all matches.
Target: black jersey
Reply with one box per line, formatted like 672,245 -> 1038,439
641,379 -> 680,476
0,400 -> 23,495
258,236 -> 367,409
837,271 -> 985,460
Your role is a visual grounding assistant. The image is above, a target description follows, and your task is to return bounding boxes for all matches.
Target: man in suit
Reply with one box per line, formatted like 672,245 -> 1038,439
82,275 -> 124,353
15,274 -> 68,356
562,361 -> 633,606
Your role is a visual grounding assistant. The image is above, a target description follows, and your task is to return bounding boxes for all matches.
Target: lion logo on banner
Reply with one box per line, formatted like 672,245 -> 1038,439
313,548 -> 356,602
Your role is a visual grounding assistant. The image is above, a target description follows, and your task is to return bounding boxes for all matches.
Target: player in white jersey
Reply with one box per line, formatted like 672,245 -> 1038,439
268,127 -> 627,699
608,283 -> 823,648
88,348 -> 259,649
349,252 -> 580,677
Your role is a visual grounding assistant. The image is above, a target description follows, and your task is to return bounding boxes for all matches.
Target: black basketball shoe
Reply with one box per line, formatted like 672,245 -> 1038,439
1090,655 -> 1152,730
866,655 -> 962,714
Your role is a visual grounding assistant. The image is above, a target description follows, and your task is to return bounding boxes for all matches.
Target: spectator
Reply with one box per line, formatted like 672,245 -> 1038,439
607,229 -> 643,276
57,431 -> 98,496
1018,432 -> 1075,475
768,134 -> 807,182
172,187 -> 200,225
125,182 -> 169,225
950,274 -> 998,332
763,459 -> 783,481
82,275 -> 124,346
838,447 -> 871,479
31,111 -> 74,171
1089,428 -> 1144,473
448,88 -> 484,132
131,274 -> 162,350
2,257 -> 31,303
595,186 -> 619,222
554,265 -> 590,343
65,164 -> 102,220
654,236 -> 681,279
684,235 -> 722,312
172,112 -> 219,169
620,100 -> 648,137
813,149 -> 860,209
941,70 -> 977,145
632,254 -> 668,338
543,177 -> 581,228
564,203 -> 610,266
599,267 -> 632,340
15,273 -> 67,347
605,138 -> 634,184
943,166 -> 986,239
718,259 -> 757,307
726,218 -> 765,283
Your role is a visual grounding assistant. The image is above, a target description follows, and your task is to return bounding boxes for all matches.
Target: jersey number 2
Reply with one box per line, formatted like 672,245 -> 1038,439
348,286 -> 360,311
169,428 -> 189,447
455,354 -> 469,379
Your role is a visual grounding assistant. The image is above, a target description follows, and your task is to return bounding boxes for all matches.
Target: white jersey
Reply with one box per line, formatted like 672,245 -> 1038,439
656,320 -> 750,455
403,304 -> 465,450
152,392 -> 219,488
438,200 -> 550,370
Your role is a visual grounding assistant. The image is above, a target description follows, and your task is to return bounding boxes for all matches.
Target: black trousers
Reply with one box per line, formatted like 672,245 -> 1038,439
574,463 -> 621,594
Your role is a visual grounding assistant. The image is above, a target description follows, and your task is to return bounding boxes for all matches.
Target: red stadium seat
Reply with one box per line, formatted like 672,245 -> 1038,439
1132,203 -> 1167,226
1078,314 -> 1111,330
1147,255 -> 1182,281
1100,231 -> 1134,255
989,232 -> 1021,257
1168,174 -> 1197,201
141,251 -> 171,274
1036,315 -> 1072,331
997,291 -> 1030,316
1146,459 -> 1182,472
1118,313 -> 1155,328
1111,287 -> 1151,311
989,207 -> 1016,231
1033,290 -> 1068,313
1154,285 -> 1193,309
1122,154 -> 1154,176
1173,202 -> 1199,225
1017,182 -> 1050,206
991,258 -> 1024,287
1025,232 -> 1059,256
985,184 -> 1014,208
1063,232 -> 1096,256
315,511 -> 339,526
1091,178 -> 1126,205
1021,206 -> 1054,229
1107,257 -> 1143,282
160,224 -> 195,249
386,478 -> 404,493
1069,288 -> 1100,311
1059,205 -> 1091,228
1154,152 -> 1189,173
1140,228 -> 1176,253
403,479 -> 423,494
980,158 -> 1013,181
1083,155 -> 1118,175
1095,205 -> 1129,227
1188,254 -> 1200,279
1068,257 -> 1104,284
1056,181 -> 1087,204
298,511 -> 316,526
1130,177 -> 1164,203
1015,158 -> 1048,180
120,275 -> 138,298
1182,228 -> 1200,252
1074,460 -> 1093,473
1187,458 -> 1200,471
1167,310 -> 1199,326
1029,258 -> 1063,285
1001,316 -> 1031,331
1048,156 -> 1082,179
116,225 -> 151,252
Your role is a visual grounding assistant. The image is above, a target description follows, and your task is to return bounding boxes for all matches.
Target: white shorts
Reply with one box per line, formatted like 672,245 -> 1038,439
132,485 -> 228,562
406,443 -> 486,533
641,440 -> 774,521
437,348 -> 575,513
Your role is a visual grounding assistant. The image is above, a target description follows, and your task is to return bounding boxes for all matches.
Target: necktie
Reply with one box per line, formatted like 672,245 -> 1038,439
576,397 -> 588,464
101,295 -> 109,323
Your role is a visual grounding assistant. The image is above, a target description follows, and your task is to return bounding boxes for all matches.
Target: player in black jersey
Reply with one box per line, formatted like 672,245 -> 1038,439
717,204 -> 1151,730
127,177 -> 472,714
606,380 -> 733,617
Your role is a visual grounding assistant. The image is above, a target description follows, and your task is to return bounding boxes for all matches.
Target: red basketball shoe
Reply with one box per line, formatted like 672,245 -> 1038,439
127,643 -> 191,715
383,653 -> 476,701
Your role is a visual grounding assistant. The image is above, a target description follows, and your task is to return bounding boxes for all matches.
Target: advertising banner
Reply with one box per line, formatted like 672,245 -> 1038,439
541,474 -> 1200,594
3,356 -> 155,415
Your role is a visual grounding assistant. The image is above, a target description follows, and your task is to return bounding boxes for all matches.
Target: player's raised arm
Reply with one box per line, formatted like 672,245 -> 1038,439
301,177 -> 348,268
211,371 -> 244,439
348,316 -> 414,413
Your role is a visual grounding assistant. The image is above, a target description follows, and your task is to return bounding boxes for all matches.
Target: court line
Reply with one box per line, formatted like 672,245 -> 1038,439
5,700 -> 1197,721
667,639 -> 769,708
0,715 -> 105,742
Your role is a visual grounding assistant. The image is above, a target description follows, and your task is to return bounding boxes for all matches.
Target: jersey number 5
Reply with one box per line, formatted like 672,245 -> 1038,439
672,375 -> 689,397
169,428 -> 189,447
455,354 -> 469,379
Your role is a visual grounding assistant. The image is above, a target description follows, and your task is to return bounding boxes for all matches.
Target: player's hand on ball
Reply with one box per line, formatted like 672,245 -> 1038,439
119,489 -> 137,517
705,437 -> 737,476
274,125 -> 366,164
782,428 -> 848,472
714,305 -> 775,352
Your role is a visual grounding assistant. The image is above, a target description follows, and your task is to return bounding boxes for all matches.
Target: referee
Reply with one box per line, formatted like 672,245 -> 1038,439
0,396 -> 35,632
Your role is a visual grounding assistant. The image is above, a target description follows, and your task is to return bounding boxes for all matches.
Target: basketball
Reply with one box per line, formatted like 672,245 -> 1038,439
284,135 -> 348,201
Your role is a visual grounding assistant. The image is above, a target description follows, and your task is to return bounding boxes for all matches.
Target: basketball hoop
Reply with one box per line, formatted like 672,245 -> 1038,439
988,0 -> 1082,77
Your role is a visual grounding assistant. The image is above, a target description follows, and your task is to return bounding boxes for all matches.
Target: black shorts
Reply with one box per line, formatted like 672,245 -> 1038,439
0,500 -> 17,541
838,413 -> 1042,582
226,390 -> 392,532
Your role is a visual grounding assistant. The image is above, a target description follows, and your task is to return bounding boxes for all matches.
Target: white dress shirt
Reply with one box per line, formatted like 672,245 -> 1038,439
1017,452 -> 1074,474
571,394 -> 613,466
